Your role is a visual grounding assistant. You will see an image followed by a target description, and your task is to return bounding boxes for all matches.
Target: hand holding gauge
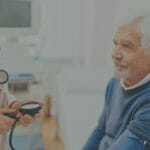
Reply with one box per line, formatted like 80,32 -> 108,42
4,102 -> 42,150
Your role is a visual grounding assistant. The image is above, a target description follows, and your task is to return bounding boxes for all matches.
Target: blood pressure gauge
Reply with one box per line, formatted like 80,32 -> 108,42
5,102 -> 42,119
0,70 -> 9,84
19,102 -> 42,116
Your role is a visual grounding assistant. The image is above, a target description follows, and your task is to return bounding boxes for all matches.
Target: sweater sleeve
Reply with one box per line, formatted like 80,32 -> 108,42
82,78 -> 115,150
127,101 -> 150,143
108,129 -> 145,150
82,107 -> 106,150
109,101 -> 150,150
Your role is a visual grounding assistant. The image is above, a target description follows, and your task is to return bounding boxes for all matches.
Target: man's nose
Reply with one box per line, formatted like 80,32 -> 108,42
112,47 -> 123,60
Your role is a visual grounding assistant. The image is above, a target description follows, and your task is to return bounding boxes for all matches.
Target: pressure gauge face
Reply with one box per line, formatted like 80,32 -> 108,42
0,70 -> 9,84
21,103 -> 40,109
19,102 -> 42,116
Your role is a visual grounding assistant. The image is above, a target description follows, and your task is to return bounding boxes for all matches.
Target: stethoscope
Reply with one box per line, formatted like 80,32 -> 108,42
0,70 -> 9,84
0,70 -> 42,150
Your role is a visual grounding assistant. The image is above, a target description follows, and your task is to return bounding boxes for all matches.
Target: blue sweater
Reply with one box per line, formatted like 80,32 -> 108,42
82,77 -> 150,150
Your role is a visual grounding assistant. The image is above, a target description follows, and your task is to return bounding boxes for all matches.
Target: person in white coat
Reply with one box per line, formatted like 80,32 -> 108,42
0,83 -> 44,150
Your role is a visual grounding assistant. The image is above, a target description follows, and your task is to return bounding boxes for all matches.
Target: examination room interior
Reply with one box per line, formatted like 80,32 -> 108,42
0,0 -> 148,150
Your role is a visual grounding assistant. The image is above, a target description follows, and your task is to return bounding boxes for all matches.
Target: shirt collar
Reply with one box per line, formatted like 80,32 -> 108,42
120,73 -> 150,90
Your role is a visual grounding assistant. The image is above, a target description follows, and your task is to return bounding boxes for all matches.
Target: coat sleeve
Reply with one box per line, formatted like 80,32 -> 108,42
3,84 -> 16,103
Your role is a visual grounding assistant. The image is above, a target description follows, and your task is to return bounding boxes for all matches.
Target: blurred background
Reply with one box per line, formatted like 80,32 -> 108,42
0,0 -> 150,150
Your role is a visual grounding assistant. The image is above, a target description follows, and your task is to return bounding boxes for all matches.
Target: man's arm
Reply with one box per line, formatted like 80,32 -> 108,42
82,107 -> 106,150
109,101 -> 150,150
82,79 -> 114,150
108,129 -> 144,150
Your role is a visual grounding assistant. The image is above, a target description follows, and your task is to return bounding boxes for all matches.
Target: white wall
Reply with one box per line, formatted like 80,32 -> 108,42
115,0 -> 150,20
40,0 -> 150,66
40,0 -> 81,60
91,0 -> 116,68
40,0 -> 116,69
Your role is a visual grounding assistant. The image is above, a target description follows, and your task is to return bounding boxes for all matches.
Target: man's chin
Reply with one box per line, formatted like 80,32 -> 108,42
114,73 -> 122,79
113,70 -> 129,80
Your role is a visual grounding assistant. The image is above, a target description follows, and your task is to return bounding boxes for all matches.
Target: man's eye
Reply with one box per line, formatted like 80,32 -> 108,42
122,43 -> 132,48
113,41 -> 117,46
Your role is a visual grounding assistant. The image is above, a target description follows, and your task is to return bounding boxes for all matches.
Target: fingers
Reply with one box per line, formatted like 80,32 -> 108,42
5,117 -> 15,128
34,112 -> 42,119
18,112 -> 43,127
39,102 -> 45,106
0,115 -> 15,134
0,108 -> 17,114
16,122 -> 20,127
18,113 -> 28,127
18,113 -> 35,127
0,128 -> 9,134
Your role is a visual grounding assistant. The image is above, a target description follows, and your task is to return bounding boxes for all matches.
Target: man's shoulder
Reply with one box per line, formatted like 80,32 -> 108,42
107,77 -> 120,87
105,77 -> 121,100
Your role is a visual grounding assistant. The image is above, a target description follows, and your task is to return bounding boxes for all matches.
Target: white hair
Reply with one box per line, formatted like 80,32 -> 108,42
114,11 -> 150,49
138,16 -> 150,49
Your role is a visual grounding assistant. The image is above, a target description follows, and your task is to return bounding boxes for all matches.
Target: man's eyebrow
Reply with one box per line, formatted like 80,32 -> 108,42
122,40 -> 133,46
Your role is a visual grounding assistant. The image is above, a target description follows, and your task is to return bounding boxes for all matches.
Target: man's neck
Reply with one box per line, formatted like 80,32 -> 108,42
123,72 -> 150,87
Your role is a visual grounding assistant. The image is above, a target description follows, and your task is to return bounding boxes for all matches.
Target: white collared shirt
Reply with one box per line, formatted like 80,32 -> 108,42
121,73 -> 150,90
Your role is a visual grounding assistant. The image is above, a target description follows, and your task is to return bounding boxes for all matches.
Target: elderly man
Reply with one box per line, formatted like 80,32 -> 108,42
82,15 -> 150,150
0,83 -> 43,150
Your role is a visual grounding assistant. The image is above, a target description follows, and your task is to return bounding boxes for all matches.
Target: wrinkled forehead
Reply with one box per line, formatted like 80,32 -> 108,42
114,25 -> 141,45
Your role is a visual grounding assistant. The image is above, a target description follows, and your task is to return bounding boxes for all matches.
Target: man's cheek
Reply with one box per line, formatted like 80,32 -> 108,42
122,50 -> 129,58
